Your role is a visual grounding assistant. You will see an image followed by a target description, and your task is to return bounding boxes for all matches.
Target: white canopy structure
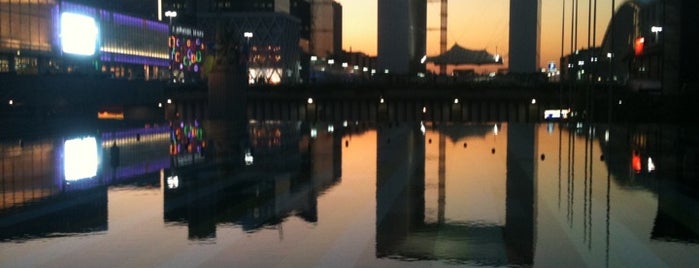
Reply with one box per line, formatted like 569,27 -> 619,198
427,44 -> 503,66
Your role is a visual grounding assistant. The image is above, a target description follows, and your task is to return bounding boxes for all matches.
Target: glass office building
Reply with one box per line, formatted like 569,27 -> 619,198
0,0 -> 173,80
0,0 -> 56,74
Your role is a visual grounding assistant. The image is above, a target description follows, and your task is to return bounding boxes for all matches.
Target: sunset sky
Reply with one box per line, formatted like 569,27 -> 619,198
337,0 -> 625,73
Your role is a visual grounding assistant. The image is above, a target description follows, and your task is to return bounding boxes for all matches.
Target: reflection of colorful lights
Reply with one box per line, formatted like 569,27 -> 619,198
648,157 -> 656,172
632,151 -> 642,173
170,122 -> 206,156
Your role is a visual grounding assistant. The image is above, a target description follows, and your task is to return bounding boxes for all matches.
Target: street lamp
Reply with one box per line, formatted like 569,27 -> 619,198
165,11 -> 177,24
165,11 -> 177,81
243,32 -> 253,83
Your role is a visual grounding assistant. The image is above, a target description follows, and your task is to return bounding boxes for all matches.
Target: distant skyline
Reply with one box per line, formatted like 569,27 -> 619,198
337,0 -> 626,73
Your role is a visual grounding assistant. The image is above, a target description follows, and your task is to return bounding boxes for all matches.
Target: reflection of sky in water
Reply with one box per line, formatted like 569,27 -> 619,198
1,123 -> 698,267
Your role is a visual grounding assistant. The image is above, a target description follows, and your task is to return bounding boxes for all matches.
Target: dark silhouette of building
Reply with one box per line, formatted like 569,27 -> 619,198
562,0 -> 699,94
377,0 -> 427,76
508,0 -> 541,74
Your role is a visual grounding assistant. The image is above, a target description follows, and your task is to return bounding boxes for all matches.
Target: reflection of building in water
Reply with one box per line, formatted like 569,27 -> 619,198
375,123 -> 535,266
597,124 -> 699,243
600,124 -> 698,190
0,186 -> 108,241
101,126 -> 172,183
0,138 -> 63,210
652,182 -> 699,243
0,125 -> 171,212
540,123 -> 699,266
163,122 -> 341,239
169,121 -> 206,167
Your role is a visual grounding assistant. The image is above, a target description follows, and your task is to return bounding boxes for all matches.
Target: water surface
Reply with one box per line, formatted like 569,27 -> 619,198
1,122 -> 697,267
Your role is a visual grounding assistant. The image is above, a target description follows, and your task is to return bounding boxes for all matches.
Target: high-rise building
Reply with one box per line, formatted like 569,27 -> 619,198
508,0 -> 541,74
186,0 -> 301,84
377,0 -> 426,75
158,0 -> 343,84
291,0 -> 312,42
311,0 -> 342,58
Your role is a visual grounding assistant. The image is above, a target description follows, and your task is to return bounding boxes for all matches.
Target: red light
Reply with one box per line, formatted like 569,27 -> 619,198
634,37 -> 645,56
632,151 -> 642,173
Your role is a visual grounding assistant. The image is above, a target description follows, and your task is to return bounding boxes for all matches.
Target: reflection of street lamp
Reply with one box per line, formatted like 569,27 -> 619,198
651,26 -> 663,42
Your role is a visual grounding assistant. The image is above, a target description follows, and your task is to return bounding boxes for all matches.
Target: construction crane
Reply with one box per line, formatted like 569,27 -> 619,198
427,0 -> 448,75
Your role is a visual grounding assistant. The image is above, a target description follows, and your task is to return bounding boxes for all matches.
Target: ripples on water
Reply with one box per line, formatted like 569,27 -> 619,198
1,121 -> 697,267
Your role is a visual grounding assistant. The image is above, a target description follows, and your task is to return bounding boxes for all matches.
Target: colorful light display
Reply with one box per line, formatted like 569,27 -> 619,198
169,26 -> 206,75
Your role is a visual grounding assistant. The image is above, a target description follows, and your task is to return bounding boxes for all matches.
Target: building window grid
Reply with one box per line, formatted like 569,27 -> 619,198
0,0 -> 53,52
1,1 -> 171,78
0,58 -> 9,72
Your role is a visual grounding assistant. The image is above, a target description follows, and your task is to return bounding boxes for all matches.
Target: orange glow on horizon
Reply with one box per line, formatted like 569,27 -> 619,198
338,0 -> 624,73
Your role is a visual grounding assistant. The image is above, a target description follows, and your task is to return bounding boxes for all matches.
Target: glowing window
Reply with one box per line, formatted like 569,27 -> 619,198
61,12 -> 99,56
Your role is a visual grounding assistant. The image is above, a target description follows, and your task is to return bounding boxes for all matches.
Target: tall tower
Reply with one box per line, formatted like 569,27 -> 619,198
378,0 -> 426,75
310,0 -> 342,58
508,0 -> 541,74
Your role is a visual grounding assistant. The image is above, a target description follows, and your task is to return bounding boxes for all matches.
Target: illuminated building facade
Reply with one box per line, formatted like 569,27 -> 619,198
377,0 -> 427,76
613,0 -> 699,94
0,0 -> 175,80
199,13 -> 300,85
561,0 -> 699,94
0,0 -> 56,74
160,0 -> 340,84
194,0 -> 301,85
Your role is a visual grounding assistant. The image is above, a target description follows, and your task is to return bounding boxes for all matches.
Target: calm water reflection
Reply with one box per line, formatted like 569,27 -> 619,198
1,122 -> 697,267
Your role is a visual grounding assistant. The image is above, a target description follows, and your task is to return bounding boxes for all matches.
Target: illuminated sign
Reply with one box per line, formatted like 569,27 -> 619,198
64,136 -> 99,181
169,30 -> 206,74
61,12 -> 99,56
172,26 -> 204,38
97,106 -> 124,120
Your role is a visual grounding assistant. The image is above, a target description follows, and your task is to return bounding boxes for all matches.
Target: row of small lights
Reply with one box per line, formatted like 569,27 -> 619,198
310,56 -> 387,75
6,98 -> 174,107
7,97 -> 625,108
307,97 -> 539,106
567,52 -> 614,69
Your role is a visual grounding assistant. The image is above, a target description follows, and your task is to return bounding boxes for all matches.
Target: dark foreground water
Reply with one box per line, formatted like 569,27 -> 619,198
1,121 -> 698,267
